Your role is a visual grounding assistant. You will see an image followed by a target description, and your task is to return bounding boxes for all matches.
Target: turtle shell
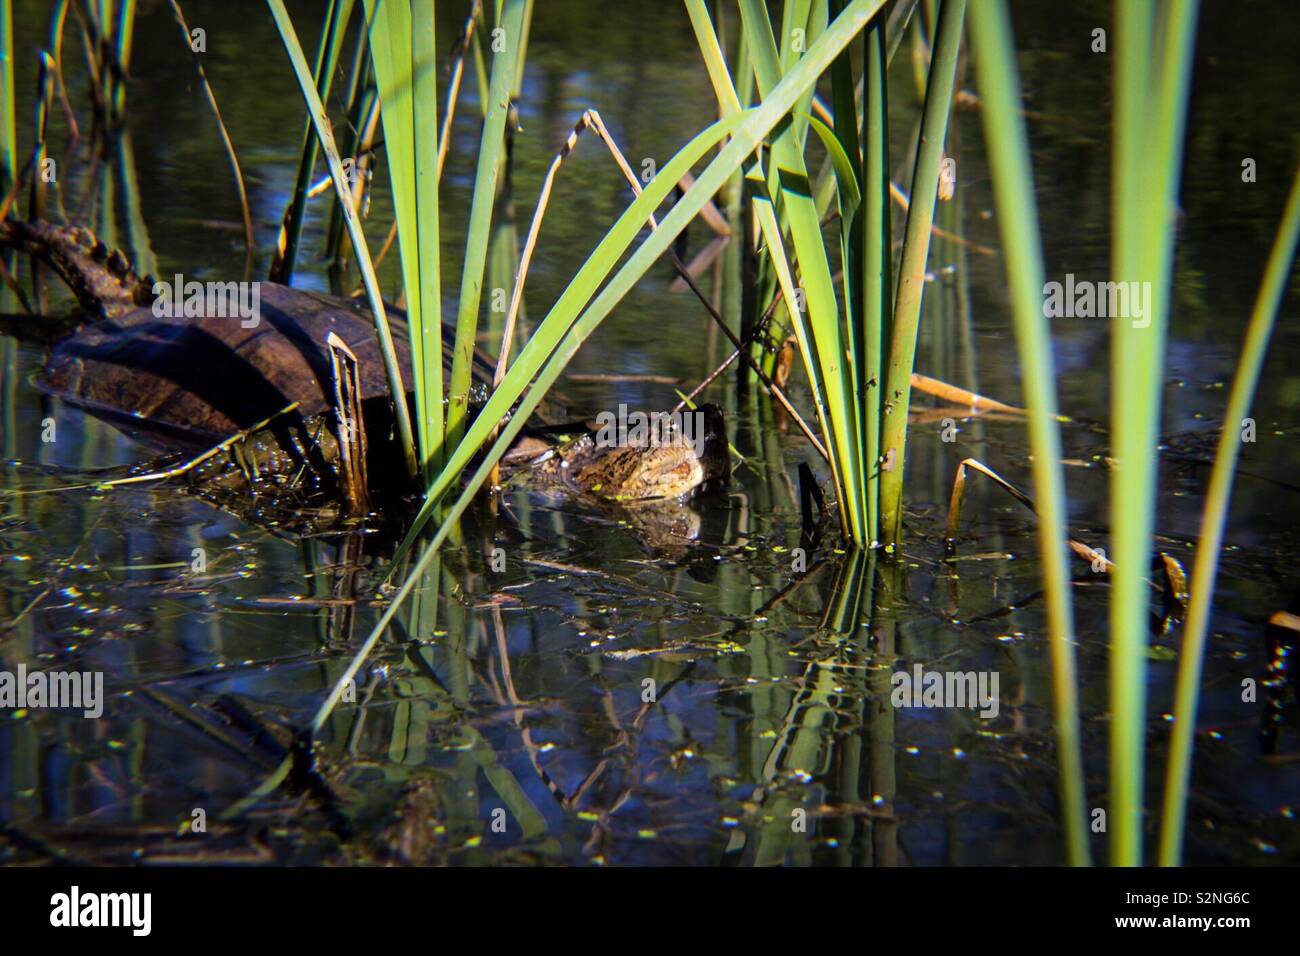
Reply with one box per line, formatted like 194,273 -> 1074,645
37,283 -> 494,449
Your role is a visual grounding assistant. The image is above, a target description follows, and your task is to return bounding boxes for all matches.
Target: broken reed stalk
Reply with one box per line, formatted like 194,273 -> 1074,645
326,332 -> 371,516
944,456 -> 1112,572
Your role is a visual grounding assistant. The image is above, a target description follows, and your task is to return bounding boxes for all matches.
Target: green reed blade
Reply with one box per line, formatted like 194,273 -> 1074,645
828,0 -> 869,544
967,0 -> 1088,867
747,167 -> 844,513
411,0 -> 443,469
1109,0 -> 1198,867
685,0 -> 742,119
272,0 -> 354,285
446,0 -> 529,454
511,0 -> 533,97
777,0 -> 815,145
861,13 -> 890,545
1107,0 -> 1154,870
361,0 -> 444,476
804,114 -> 862,220
878,0 -> 965,548
1159,164 -> 1300,865
740,0 -> 865,545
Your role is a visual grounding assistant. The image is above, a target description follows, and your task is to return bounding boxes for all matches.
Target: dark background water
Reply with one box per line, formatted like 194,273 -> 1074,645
1,0 -> 1297,864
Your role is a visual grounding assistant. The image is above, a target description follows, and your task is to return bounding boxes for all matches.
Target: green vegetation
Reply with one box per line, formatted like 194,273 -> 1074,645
969,0 -> 1298,865
2,0 -> 1294,868
269,0 -> 894,748
1159,166 -> 1300,864
966,0 -> 1087,868
260,0 -> 1300,866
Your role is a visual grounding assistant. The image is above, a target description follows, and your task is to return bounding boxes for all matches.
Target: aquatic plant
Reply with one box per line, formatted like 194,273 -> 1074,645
686,0 -> 1294,867
1158,168 -> 1300,864
965,0 -> 1087,867
263,0 -> 1300,866
972,0 -> 1299,865
263,0 -> 894,798
688,0 -> 948,552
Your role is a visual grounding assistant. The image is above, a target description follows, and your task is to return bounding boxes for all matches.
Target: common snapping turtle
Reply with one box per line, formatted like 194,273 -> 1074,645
1,219 -> 728,510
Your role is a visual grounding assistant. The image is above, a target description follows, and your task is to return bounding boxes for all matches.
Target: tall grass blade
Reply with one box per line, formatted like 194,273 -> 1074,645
410,0 -> 443,471
828,0 -> 870,542
860,12 -> 891,544
446,0 -> 529,453
878,0 -> 965,547
1158,165 -> 1300,865
359,0 -> 444,476
967,0 -> 1089,867
1108,0 -> 1198,866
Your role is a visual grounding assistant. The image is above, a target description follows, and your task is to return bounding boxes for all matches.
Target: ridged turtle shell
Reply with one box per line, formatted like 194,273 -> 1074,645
37,283 -> 491,448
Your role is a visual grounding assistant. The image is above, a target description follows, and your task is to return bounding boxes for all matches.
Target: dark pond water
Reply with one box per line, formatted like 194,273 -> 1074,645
1,0 -> 1297,865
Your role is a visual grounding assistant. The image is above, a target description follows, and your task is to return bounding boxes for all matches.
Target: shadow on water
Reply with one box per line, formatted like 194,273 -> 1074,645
1,0 -> 1299,865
